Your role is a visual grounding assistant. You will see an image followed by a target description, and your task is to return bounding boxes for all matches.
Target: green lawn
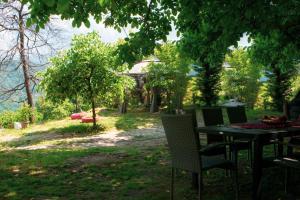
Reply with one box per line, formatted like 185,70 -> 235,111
0,109 -> 298,200
0,146 -> 297,200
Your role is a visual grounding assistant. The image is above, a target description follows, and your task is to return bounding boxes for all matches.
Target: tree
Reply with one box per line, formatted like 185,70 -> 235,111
25,0 -> 300,64
26,0 -> 300,109
145,43 -> 190,113
0,0 -> 60,122
179,20 -> 230,106
250,32 -> 300,111
25,0 -> 175,66
222,48 -> 262,108
39,32 -> 131,128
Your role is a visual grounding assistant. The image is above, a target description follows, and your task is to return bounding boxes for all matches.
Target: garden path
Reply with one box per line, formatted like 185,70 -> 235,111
0,125 -> 166,151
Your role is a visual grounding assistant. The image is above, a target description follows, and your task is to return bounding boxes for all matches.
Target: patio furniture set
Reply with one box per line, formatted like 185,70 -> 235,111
161,106 -> 300,200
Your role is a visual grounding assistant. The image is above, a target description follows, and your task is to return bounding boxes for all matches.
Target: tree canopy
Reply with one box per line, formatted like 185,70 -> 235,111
222,48 -> 262,108
27,0 -> 300,110
39,32 -> 133,127
250,32 -> 300,111
25,0 -> 299,60
145,43 -> 190,112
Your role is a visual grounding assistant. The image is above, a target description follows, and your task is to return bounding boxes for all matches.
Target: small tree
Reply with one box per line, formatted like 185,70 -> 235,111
145,43 -> 190,113
222,48 -> 262,108
40,32 -> 128,128
250,32 -> 299,111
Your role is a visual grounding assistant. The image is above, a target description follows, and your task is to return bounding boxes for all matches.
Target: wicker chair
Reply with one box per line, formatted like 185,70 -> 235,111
274,137 -> 300,194
226,106 -> 248,124
184,107 -> 198,128
201,107 -> 228,156
161,114 -> 239,200
226,106 -> 252,164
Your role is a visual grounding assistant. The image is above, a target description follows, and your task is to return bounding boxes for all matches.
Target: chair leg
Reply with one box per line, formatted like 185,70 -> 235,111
233,168 -> 239,200
249,143 -> 253,168
171,167 -> 174,200
198,172 -> 203,200
192,172 -> 199,189
232,146 -> 239,200
284,167 -> 290,195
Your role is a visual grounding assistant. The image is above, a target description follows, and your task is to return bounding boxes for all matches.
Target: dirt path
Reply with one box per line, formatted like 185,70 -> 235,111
0,125 -> 166,151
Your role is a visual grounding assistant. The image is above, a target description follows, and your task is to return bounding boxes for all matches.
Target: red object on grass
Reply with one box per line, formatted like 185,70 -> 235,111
81,116 -> 98,123
71,112 -> 87,120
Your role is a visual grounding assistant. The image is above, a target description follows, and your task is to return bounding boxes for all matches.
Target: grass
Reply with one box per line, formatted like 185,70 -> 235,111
0,108 -> 298,200
0,110 -> 160,149
100,109 -> 160,131
0,146 -> 297,200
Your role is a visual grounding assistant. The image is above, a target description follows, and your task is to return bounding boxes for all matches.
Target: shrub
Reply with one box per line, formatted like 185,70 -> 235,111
15,104 -> 32,122
0,111 -> 17,128
36,98 -> 75,121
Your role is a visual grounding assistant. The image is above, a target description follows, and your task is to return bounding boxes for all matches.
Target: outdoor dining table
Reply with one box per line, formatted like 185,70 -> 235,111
197,125 -> 300,200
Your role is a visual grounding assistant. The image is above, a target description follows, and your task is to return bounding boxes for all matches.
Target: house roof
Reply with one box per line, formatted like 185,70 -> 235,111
128,59 -> 160,74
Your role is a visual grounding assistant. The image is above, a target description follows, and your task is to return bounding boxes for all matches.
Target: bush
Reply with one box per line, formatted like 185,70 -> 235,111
15,104 -> 32,122
0,111 -> 17,128
36,98 -> 75,120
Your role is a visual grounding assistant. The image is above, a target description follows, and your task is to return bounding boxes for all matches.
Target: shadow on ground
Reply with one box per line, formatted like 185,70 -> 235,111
0,145 -> 299,200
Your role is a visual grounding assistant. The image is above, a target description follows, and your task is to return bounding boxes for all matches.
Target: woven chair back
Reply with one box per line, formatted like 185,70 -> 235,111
161,114 -> 201,172
201,107 -> 224,144
227,106 -> 247,124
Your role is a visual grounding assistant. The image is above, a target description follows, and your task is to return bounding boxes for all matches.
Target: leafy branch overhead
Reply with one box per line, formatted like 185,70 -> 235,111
25,0 -> 175,65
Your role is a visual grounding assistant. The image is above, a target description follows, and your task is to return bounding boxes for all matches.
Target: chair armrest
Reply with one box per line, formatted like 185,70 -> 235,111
199,142 -> 232,154
273,140 -> 300,148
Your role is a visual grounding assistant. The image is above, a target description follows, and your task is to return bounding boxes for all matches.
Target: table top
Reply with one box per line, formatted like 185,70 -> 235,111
197,126 -> 300,139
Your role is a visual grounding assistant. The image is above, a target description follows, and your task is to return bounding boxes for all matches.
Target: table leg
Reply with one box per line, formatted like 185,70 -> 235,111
252,137 -> 263,200
277,135 -> 284,157
192,172 -> 198,189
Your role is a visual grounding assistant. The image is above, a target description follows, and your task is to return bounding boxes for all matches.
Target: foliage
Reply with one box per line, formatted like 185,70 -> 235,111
0,111 -> 16,128
222,48 -> 262,108
178,12 -> 231,106
25,0 -> 300,111
290,65 -> 300,100
183,77 -> 199,105
35,97 -> 74,121
145,43 -> 190,112
25,0 -> 175,66
0,103 -> 39,128
15,103 -> 33,122
39,32 -> 129,128
254,83 -> 273,110
250,32 -> 300,111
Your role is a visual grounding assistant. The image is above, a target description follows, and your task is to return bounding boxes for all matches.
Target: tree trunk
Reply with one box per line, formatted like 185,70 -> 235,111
88,66 -> 97,129
145,89 -> 151,108
150,87 -> 159,113
18,6 -> 34,123
203,63 -> 212,107
273,65 -> 284,111
91,98 -> 97,128
119,90 -> 128,114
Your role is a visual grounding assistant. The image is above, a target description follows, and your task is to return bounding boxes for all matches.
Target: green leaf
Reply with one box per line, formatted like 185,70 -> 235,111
26,18 -> 32,27
57,0 -> 69,12
98,0 -> 109,6
84,20 -> 90,28
43,0 -> 56,7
